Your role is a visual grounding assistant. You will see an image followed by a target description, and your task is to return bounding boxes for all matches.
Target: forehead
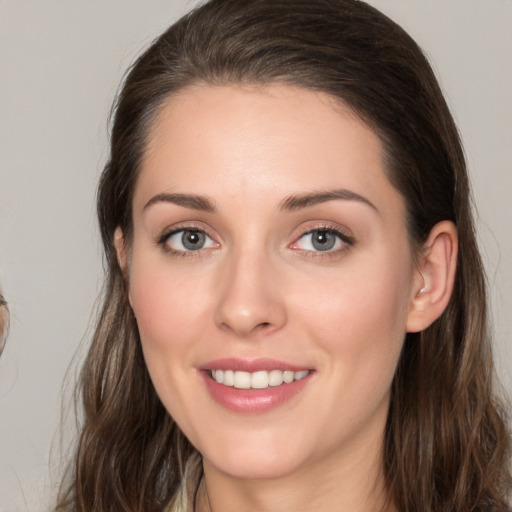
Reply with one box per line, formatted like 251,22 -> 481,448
135,84 -> 405,219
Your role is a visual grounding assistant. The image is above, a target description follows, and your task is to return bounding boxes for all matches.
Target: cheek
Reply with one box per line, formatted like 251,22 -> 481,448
294,250 -> 412,386
129,261 -> 210,350
128,261 -> 215,424
127,261 -> 215,416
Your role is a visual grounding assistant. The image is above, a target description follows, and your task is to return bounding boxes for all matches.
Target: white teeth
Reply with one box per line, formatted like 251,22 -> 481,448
283,370 -> 294,384
268,369 -> 284,386
251,371 -> 269,389
294,370 -> 309,380
234,371 -> 251,389
223,370 -> 234,386
210,369 -> 309,389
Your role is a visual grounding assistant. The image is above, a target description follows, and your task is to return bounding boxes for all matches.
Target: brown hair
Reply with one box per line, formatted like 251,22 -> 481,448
57,0 -> 511,510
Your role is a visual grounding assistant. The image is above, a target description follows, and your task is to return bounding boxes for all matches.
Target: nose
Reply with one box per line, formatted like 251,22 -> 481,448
214,249 -> 287,338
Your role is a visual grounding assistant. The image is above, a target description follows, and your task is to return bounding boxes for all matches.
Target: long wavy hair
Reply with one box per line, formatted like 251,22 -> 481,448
57,0 -> 511,510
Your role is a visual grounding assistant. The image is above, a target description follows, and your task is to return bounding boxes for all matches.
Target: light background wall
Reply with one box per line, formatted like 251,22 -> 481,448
0,1 -> 510,511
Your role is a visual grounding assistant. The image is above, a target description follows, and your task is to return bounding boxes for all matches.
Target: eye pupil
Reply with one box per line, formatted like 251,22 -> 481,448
182,230 -> 205,250
312,230 -> 336,251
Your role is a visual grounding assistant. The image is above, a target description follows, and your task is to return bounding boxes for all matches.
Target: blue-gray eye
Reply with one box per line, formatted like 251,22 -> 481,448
182,230 -> 206,250
165,229 -> 216,252
294,229 -> 345,252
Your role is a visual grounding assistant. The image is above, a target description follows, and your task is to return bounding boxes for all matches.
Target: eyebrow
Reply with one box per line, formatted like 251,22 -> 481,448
143,188 -> 377,214
280,189 -> 378,212
143,193 -> 216,213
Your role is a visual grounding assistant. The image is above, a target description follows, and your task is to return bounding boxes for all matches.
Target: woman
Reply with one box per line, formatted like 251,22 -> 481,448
57,0 -> 511,510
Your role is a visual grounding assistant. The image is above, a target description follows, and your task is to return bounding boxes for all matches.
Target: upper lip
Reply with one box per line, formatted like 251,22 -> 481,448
200,358 -> 312,372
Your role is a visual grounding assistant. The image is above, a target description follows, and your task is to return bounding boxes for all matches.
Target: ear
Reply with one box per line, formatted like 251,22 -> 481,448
114,227 -> 129,273
406,220 -> 458,333
114,227 -> 134,308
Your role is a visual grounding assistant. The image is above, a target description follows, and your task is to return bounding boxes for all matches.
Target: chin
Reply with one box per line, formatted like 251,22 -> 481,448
203,450 -> 304,481
191,424 -> 301,479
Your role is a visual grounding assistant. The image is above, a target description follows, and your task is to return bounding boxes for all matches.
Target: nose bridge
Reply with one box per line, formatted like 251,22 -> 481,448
214,242 -> 286,337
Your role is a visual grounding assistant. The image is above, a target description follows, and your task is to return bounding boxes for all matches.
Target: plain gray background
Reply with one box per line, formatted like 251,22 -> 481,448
1,1 -> 511,511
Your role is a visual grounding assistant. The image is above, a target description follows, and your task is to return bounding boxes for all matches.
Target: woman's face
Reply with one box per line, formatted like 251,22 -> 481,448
122,84 -> 422,481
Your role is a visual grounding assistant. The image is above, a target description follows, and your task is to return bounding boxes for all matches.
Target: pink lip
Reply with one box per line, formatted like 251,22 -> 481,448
199,358 -> 313,414
200,357 -> 310,372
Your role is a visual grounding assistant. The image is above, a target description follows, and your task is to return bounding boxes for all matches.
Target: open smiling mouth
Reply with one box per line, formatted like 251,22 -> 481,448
210,369 -> 310,389
202,361 -> 314,412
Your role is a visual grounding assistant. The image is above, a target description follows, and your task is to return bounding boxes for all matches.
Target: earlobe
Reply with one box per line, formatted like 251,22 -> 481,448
406,220 -> 458,333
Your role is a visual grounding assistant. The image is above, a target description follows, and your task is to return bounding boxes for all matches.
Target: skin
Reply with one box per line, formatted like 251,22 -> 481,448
116,84 -> 457,512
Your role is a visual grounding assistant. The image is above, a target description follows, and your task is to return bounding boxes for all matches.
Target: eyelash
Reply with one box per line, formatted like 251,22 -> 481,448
290,224 -> 354,258
157,224 -> 218,258
157,223 -> 354,258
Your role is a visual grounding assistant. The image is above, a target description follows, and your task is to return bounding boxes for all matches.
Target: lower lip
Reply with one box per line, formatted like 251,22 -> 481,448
201,372 -> 312,413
